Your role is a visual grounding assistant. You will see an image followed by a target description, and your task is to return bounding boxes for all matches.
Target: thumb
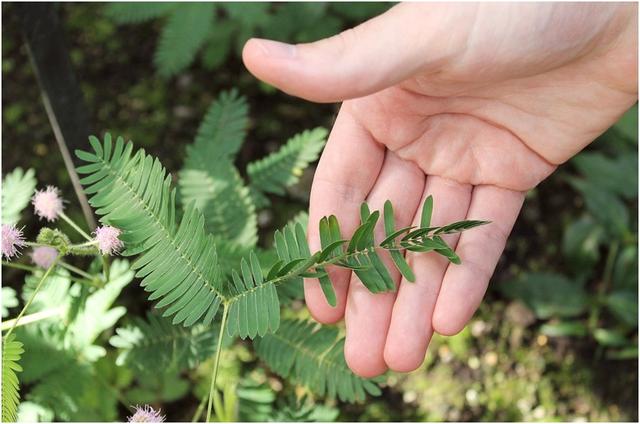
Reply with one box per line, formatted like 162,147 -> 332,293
242,4 -> 469,103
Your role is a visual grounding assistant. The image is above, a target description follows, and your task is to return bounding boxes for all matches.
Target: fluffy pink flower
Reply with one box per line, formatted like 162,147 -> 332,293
94,225 -> 124,255
128,405 -> 165,423
1,224 -> 26,259
29,246 -> 58,269
32,186 -> 64,221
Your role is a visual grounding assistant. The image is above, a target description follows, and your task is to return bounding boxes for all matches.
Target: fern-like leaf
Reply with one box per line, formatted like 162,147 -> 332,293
2,334 -> 24,422
75,134 -> 224,327
2,167 -> 36,225
179,90 -> 257,247
254,319 -> 381,403
179,165 -> 257,248
185,89 -> 249,165
110,312 -> 220,373
155,4 -> 216,78
247,127 -> 327,198
104,2 -> 178,24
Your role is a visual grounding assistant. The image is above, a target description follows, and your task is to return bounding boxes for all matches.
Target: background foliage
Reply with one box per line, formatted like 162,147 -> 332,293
2,2 -> 638,422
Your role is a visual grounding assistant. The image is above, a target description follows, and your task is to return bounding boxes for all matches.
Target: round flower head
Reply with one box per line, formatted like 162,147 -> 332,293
94,225 -> 124,255
32,186 -> 64,222
30,246 -> 58,269
1,224 -> 26,260
128,405 -> 165,423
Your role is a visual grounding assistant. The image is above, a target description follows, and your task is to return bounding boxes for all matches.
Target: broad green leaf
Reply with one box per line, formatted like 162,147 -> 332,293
572,152 -> 637,199
606,290 -> 638,328
569,178 -> 629,238
594,328 -> 629,347
500,272 -> 588,319
540,321 -> 588,337
561,215 -> 604,275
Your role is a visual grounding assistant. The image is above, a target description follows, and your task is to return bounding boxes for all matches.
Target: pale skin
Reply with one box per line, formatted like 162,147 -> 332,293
242,3 -> 638,377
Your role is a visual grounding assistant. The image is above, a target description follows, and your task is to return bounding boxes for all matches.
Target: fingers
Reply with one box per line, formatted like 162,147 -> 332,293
344,151 -> 425,378
384,176 -> 472,372
304,105 -> 384,324
241,4 -> 466,102
432,186 -> 525,335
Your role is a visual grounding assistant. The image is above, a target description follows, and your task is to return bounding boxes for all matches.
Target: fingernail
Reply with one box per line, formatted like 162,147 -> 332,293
253,39 -> 297,59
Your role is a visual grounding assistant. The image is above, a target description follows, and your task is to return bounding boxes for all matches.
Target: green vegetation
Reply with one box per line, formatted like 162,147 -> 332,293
1,2 -> 637,422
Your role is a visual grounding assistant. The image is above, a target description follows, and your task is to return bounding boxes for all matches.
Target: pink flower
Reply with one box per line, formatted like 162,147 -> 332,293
1,224 -> 26,259
32,186 -> 64,221
128,405 -> 165,422
29,246 -> 58,269
94,225 -> 124,255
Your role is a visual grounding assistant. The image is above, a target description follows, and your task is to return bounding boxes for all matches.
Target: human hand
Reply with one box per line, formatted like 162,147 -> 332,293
242,2 -> 638,377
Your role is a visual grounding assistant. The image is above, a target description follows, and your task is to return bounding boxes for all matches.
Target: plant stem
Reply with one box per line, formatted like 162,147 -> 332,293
1,307 -> 62,331
2,261 -> 38,272
589,241 -> 620,330
206,303 -> 229,423
69,240 -> 98,248
102,256 -> 110,282
4,257 -> 59,340
59,261 -> 94,280
1,260 -> 95,286
24,241 -> 47,247
192,395 -> 207,422
60,211 -> 93,241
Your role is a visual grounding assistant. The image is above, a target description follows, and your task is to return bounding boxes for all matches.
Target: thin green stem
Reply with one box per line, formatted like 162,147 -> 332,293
192,394 -> 208,422
4,257 -> 60,340
1,260 -> 95,286
2,261 -> 38,273
102,256 -> 111,282
24,241 -> 47,247
206,304 -> 229,423
60,211 -> 93,242
1,307 -> 62,331
59,261 -> 94,280
589,241 -> 620,330
69,240 -> 98,249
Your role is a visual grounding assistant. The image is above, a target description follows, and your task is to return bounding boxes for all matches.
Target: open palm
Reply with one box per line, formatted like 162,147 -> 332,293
243,2 -> 637,377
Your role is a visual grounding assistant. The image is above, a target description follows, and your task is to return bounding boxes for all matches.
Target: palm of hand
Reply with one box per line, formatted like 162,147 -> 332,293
243,2 -> 637,377
305,48 -> 636,377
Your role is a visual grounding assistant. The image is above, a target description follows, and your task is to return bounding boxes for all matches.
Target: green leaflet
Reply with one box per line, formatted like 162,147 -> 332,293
2,167 -> 36,225
2,334 -> 24,422
254,319 -> 381,403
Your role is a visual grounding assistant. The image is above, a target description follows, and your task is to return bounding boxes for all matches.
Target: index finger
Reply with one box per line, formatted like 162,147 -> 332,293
305,103 -> 385,323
